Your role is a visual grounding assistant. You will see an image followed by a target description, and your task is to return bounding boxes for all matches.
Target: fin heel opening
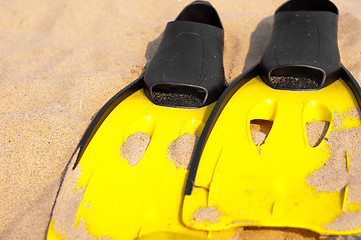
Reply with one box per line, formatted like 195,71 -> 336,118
276,0 -> 338,14
175,1 -> 223,29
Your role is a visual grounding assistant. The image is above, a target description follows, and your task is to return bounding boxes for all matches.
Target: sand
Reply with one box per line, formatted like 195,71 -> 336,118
168,133 -> 199,169
307,109 -> 361,231
1,0 -> 361,239
48,149 -> 95,240
121,132 -> 150,166
250,119 -> 273,146
193,206 -> 224,223
270,75 -> 320,90
306,121 -> 330,147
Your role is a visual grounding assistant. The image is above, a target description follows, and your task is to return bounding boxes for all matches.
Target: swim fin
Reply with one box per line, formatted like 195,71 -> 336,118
183,0 -> 361,235
46,1 -> 226,239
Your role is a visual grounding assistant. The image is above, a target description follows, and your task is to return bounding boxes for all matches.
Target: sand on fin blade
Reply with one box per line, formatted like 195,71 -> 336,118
307,109 -> 361,232
324,211 -> 361,231
121,132 -> 151,166
193,206 -> 224,223
307,109 -> 361,203
167,133 -> 199,169
306,120 -> 329,147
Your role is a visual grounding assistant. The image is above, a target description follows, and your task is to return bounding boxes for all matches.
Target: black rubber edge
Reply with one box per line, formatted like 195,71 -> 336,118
72,78 -> 143,169
259,0 -> 341,90
144,1 -> 226,107
185,66 -> 258,195
44,77 -> 143,240
341,65 -> 361,108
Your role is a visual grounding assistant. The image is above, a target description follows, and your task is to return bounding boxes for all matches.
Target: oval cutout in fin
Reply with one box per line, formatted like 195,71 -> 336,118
250,119 -> 273,146
303,101 -> 333,147
306,120 -> 330,147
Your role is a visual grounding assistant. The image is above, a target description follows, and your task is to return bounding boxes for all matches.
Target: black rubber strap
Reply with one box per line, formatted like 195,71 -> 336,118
259,0 -> 341,90
144,1 -> 226,107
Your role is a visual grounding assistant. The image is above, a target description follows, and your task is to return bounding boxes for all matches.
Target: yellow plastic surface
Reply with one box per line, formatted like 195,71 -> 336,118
182,76 -> 361,235
48,89 -> 215,239
47,220 -> 65,240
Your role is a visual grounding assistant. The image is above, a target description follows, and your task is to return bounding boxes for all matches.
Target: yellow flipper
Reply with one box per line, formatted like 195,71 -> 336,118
46,1 -> 227,239
183,75 -> 361,235
183,0 -> 361,235
49,89 -> 213,239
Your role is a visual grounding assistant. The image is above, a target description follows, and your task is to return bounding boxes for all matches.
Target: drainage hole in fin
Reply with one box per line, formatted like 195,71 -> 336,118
151,84 -> 206,108
306,120 -> 330,147
270,67 -> 325,90
250,119 -> 273,146
168,133 -> 199,169
121,132 -> 151,166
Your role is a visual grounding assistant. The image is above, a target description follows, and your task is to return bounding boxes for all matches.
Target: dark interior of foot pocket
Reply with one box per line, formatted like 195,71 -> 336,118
270,66 -> 325,90
276,0 -> 338,14
151,84 -> 206,108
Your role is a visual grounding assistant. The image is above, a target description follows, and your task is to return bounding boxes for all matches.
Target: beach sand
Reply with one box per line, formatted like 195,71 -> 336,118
1,0 -> 361,239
